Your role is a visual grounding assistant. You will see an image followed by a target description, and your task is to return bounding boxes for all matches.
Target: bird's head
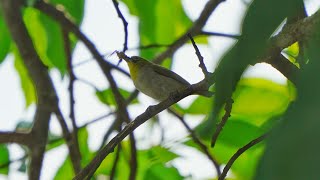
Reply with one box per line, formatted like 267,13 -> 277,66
116,51 -> 150,80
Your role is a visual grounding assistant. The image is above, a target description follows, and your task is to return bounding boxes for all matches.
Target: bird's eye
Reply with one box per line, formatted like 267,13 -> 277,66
131,56 -> 140,63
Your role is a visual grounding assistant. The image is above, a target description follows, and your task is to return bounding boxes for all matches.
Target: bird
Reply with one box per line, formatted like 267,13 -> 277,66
116,51 -> 212,101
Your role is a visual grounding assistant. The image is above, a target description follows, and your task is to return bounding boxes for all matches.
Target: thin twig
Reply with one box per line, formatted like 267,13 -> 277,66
200,31 -> 241,39
111,0 -> 128,52
218,133 -> 268,180
54,107 -> 82,173
188,33 -> 209,78
128,133 -> 137,180
211,98 -> 234,148
168,108 -> 221,176
63,28 -> 82,173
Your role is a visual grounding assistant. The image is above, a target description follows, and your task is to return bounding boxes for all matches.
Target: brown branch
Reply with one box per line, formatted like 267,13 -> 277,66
73,78 -> 213,180
34,1 -> 130,77
188,34 -> 210,78
0,1 -> 58,179
211,98 -> 234,148
218,133 -> 268,180
153,0 -> 226,64
111,0 -> 128,52
128,133 -> 137,180
54,107 -> 82,173
63,28 -> 82,173
34,3 -> 139,178
260,9 -> 320,83
168,109 -> 221,176
0,132 -> 30,146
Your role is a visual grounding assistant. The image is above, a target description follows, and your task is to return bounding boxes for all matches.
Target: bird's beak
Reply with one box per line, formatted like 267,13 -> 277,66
116,51 -> 131,62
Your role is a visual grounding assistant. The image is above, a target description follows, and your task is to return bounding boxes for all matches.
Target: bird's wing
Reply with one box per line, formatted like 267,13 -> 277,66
152,64 -> 190,86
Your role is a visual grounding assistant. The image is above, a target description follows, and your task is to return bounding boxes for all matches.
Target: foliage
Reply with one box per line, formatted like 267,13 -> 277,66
0,0 -> 319,179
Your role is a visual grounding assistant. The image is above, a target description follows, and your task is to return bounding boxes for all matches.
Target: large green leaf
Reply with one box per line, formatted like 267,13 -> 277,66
48,0 -> 85,25
120,0 -> 196,61
214,0 -> 301,115
0,145 -> 9,175
21,0 -> 85,75
144,163 -> 183,180
255,21 -> 320,180
0,12 -> 11,64
13,47 -> 36,107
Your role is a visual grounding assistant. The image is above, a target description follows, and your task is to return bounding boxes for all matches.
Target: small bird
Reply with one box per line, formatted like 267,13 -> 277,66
116,52 -> 212,101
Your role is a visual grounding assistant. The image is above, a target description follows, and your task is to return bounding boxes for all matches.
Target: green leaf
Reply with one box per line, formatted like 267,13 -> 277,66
96,88 -> 139,106
13,47 -> 36,107
22,0 -> 85,75
255,21 -> 320,180
39,13 -> 67,74
214,0 -> 301,115
144,163 -> 183,180
0,12 -> 11,64
48,0 -> 85,25
120,0 -> 201,60
231,78 -> 292,125
0,145 -> 9,175
54,156 -> 74,180
146,146 -> 179,164
185,96 -> 213,115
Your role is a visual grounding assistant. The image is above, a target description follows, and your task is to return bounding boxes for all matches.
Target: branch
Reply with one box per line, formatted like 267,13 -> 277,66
200,31 -> 241,39
34,1 -> 130,77
218,133 -> 268,180
153,0 -> 226,64
73,78 -> 214,180
0,132 -> 30,146
168,109 -> 221,176
0,1 -> 57,179
63,28 -> 82,173
54,107 -> 82,173
211,98 -> 234,148
188,34 -> 210,78
260,9 -> 320,83
111,0 -> 128,52
34,3 -> 139,178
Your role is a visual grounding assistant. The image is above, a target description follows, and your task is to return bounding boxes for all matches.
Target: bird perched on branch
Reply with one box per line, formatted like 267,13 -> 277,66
116,51 -> 212,101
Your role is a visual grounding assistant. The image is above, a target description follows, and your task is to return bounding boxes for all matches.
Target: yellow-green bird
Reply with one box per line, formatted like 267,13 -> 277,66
117,52 -> 212,101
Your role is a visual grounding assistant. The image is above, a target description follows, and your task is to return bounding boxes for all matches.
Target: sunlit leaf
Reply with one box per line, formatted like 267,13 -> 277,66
0,12 -> 11,64
13,47 -> 36,107
144,163 -> 183,180
0,145 -> 9,175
